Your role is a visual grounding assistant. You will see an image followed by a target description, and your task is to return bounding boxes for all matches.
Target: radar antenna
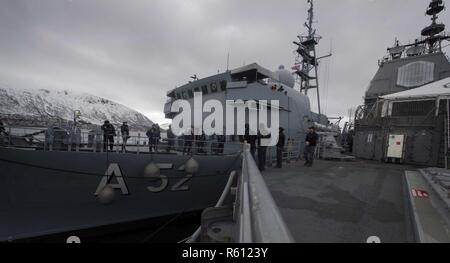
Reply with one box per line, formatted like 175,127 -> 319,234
293,0 -> 331,115
421,0 -> 449,53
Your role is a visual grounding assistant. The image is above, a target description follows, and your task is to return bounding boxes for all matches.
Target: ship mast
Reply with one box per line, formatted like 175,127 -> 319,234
293,0 -> 330,116
378,0 -> 450,67
421,0 -> 449,53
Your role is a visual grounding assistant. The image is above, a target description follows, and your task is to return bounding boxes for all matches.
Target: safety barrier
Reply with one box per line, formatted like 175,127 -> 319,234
186,143 -> 294,243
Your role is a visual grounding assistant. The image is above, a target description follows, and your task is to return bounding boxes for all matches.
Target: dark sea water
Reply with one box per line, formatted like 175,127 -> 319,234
15,212 -> 201,243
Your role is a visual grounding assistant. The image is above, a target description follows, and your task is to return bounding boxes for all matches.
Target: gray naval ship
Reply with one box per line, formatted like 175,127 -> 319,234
0,134 -> 243,241
0,9 -> 331,243
353,0 -> 450,167
0,71 -> 328,242
343,0 -> 450,243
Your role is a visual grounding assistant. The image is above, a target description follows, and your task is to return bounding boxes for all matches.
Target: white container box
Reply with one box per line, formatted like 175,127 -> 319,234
386,134 -> 405,159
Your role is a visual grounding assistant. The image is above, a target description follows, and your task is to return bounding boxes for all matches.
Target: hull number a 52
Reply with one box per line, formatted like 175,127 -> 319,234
95,163 -> 194,195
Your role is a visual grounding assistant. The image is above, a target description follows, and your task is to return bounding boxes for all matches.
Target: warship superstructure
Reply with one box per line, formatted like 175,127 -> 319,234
353,0 -> 450,167
163,0 -> 334,161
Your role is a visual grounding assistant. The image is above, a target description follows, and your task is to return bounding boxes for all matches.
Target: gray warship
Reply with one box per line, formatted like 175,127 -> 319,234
0,132 -> 244,241
0,14 -> 331,243
0,69 -> 328,242
352,0 -> 450,167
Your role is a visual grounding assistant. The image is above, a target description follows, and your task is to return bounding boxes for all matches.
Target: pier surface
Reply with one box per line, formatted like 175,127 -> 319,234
263,159 -> 417,243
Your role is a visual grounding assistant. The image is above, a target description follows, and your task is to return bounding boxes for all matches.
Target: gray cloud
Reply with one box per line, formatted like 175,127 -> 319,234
0,0 -> 448,123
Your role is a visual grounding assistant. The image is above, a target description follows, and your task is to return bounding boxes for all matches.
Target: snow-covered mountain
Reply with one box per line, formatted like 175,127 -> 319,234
0,86 -> 153,129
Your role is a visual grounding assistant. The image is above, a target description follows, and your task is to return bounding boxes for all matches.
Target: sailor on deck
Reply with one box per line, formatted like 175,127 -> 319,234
120,122 -> 130,152
243,124 -> 257,159
166,125 -> 175,153
101,120 -> 116,152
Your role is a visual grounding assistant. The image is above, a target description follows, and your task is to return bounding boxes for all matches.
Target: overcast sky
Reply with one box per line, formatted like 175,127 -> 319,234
0,0 -> 449,124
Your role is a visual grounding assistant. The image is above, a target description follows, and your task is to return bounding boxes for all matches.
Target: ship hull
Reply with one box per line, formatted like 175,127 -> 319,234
0,147 -> 241,241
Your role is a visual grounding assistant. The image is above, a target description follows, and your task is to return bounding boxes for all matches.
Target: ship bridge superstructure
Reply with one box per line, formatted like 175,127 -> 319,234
365,0 -> 450,106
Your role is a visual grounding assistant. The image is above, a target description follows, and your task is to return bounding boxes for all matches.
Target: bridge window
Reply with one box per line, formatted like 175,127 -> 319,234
397,61 -> 434,88
188,89 -> 194,98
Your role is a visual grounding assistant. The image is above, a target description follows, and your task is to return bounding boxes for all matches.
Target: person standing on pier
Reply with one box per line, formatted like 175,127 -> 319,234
304,126 -> 318,167
276,127 -> 286,168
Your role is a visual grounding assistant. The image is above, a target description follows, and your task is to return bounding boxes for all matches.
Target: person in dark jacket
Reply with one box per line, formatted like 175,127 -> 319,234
276,127 -> 286,168
120,122 -> 130,152
0,119 -> 5,134
154,124 -> 161,152
166,125 -> 175,153
146,125 -> 155,153
183,128 -> 194,155
243,124 -> 257,158
257,127 -> 271,172
101,120 -> 116,151
216,134 -> 225,155
0,119 -> 5,145
304,126 -> 319,167
195,131 -> 206,154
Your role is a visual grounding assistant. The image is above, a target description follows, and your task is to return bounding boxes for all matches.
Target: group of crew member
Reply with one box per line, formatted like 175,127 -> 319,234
176,128 -> 224,155
240,125 -> 286,171
241,125 -> 318,171
178,127 -> 207,155
100,120 -> 130,152
98,119 -> 319,170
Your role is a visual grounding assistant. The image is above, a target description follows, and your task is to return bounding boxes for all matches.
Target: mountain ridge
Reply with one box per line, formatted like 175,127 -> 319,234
0,85 -> 154,129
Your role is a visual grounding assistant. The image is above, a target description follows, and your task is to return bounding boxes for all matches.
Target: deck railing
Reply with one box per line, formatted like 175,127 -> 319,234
0,126 -> 302,161
186,143 -> 294,243
237,143 -> 294,242
0,126 -> 245,156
